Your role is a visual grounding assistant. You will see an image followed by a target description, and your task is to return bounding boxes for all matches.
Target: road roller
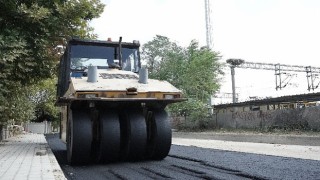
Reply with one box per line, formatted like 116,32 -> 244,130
56,37 -> 186,164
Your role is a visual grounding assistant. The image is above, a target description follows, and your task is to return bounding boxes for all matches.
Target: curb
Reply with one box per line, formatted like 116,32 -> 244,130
45,137 -> 67,180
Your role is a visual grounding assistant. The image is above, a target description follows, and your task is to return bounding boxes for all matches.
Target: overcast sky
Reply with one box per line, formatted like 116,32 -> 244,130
91,0 -> 320,102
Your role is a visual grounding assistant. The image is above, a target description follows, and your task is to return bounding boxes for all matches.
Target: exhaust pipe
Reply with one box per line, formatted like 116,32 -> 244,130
87,66 -> 98,83
139,66 -> 148,84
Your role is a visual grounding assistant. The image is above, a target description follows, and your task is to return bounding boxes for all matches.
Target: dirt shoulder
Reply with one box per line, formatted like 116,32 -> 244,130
172,130 -> 320,146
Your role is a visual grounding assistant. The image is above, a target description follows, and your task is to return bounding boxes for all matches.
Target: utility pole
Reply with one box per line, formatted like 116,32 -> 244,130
306,66 -> 320,91
230,66 -> 237,103
226,59 -> 244,103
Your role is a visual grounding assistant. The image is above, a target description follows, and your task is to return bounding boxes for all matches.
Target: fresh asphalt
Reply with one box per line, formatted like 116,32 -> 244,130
46,133 -> 320,180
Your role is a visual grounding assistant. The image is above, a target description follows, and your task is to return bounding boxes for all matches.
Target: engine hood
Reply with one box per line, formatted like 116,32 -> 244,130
71,69 -> 181,93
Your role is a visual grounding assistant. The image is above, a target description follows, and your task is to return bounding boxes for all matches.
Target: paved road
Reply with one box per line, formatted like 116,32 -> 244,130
46,134 -> 320,180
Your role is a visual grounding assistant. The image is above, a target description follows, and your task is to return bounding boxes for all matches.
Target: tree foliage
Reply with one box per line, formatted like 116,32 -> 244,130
32,78 -> 60,122
142,35 -> 223,128
0,82 -> 36,125
0,0 -> 105,124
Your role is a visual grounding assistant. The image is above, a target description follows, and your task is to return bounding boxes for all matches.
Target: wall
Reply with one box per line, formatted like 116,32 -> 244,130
0,125 -> 3,141
25,121 -> 52,134
215,106 -> 320,130
1,125 -> 24,140
0,122 -> 52,141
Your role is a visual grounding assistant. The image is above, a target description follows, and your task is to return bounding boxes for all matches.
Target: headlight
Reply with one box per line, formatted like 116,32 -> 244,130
77,93 -> 98,98
85,94 -> 98,98
163,94 -> 181,99
164,94 -> 174,99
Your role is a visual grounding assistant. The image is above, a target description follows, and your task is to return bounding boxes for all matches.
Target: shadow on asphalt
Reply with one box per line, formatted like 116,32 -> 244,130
45,134 -> 68,165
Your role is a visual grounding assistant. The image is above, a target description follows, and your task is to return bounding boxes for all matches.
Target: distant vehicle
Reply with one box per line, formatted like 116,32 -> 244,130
56,37 -> 186,164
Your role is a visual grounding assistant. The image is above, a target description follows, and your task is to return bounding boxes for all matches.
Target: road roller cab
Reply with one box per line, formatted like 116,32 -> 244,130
56,37 -> 186,164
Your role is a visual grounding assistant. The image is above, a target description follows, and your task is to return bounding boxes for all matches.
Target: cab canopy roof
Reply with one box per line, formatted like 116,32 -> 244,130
68,38 -> 140,48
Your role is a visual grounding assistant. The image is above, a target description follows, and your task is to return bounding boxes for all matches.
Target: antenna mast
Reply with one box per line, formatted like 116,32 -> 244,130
204,0 -> 213,49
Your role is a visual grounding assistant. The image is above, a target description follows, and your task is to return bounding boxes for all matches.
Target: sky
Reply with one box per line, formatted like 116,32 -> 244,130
91,0 -> 320,103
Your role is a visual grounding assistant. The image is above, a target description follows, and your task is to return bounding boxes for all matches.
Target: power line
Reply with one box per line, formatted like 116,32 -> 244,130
236,61 -> 320,73
226,59 -> 320,103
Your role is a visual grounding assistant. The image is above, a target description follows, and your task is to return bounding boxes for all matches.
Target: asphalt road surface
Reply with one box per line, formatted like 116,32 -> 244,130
46,134 -> 320,180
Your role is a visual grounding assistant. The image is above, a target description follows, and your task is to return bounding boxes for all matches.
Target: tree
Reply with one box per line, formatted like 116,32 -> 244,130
142,35 -> 182,75
0,82 -> 36,125
0,0 -> 105,124
31,78 -> 59,123
183,41 -> 223,101
142,35 -> 223,129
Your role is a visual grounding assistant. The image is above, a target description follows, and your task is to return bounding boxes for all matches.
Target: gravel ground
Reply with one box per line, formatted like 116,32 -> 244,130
173,131 -> 320,146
